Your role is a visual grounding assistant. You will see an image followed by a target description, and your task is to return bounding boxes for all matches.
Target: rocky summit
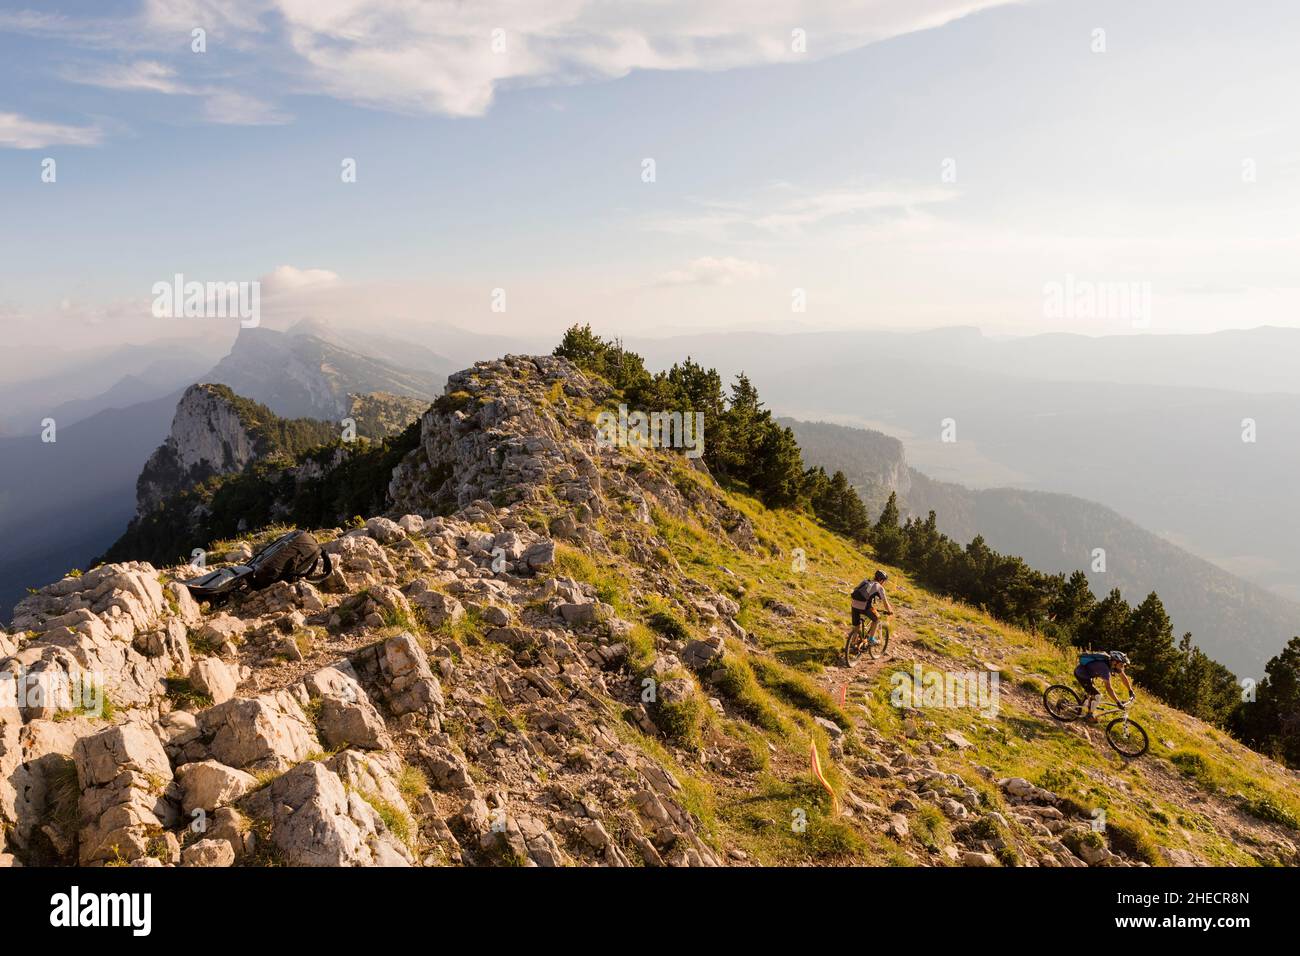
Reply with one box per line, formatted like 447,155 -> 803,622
2,354 -> 1298,869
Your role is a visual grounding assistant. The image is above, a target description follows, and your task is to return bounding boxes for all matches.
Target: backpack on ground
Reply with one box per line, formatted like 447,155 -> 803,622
181,530 -> 332,604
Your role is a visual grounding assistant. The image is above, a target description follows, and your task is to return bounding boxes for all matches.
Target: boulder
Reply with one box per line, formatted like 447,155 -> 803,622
325,534 -> 398,582
301,662 -> 391,750
352,633 -> 443,722
239,761 -> 412,867
417,741 -> 475,792
999,777 -> 1058,804
195,692 -> 321,772
397,514 -> 426,534
181,838 -> 236,867
813,715 -> 844,739
366,516 -> 406,544
75,722 -> 172,788
558,602 -> 598,625
74,723 -> 176,866
176,760 -> 257,815
194,614 -> 247,655
522,539 -> 556,571
682,636 -> 725,671
190,657 -> 239,705
409,589 -> 465,630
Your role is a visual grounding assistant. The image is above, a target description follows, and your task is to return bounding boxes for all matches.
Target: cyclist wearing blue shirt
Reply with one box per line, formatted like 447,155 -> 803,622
1074,650 -> 1135,722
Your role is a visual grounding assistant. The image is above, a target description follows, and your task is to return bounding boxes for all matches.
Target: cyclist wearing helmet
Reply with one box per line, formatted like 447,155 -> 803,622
1074,650 -> 1135,722
847,569 -> 894,648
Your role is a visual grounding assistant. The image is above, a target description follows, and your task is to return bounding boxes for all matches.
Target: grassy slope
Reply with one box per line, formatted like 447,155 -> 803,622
172,377 -> 1299,867
565,457 -> 1300,867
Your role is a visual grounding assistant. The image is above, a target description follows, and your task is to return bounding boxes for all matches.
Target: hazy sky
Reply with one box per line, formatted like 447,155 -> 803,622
2,0 -> 1299,353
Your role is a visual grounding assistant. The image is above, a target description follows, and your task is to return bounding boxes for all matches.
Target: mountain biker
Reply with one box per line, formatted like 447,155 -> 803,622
847,570 -> 894,648
1074,650 -> 1135,722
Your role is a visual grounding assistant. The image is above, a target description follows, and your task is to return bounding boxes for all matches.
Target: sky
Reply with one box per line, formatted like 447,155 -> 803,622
1,0 -> 1299,358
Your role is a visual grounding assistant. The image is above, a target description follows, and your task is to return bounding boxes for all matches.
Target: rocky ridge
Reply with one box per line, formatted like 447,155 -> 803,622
0,355 -> 751,867
3,354 -> 1297,868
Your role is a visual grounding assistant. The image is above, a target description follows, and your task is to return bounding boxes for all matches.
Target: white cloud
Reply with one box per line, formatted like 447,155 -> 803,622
259,265 -> 341,296
658,257 -> 766,286
68,59 -> 191,93
0,111 -> 102,148
202,91 -> 290,126
5,1 -> 1017,131
648,183 -> 959,242
62,58 -> 292,127
128,0 -> 1016,118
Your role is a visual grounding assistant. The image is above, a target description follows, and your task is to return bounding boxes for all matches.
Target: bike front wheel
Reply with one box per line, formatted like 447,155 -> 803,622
1105,716 -> 1150,757
1043,684 -> 1083,721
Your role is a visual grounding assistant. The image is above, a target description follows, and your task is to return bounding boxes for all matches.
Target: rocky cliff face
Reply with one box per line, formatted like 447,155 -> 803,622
3,354 -> 1297,869
779,418 -> 911,514
136,384 -> 261,516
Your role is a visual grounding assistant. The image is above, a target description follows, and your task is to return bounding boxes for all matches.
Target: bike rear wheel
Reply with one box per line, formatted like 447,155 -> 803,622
867,624 -> 890,660
843,629 -> 864,667
1105,716 -> 1150,757
1043,684 -> 1083,721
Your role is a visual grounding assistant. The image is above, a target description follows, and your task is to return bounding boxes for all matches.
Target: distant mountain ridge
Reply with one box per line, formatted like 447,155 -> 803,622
631,325 -> 1300,396
622,327 -> 1300,608
0,325 -> 453,623
205,325 -> 450,420
784,417 -> 1299,677
0,393 -> 180,622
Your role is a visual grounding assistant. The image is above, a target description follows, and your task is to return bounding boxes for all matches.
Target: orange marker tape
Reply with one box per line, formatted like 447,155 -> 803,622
810,740 -> 840,816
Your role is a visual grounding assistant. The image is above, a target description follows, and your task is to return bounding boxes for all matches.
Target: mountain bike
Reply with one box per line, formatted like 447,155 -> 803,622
843,613 -> 891,666
1042,684 -> 1150,757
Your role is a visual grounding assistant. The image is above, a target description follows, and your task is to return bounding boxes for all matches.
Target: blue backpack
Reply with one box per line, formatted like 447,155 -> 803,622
1078,652 -> 1112,668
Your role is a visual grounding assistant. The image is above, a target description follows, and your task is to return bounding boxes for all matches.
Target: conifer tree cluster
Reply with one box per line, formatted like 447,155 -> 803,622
556,325 -> 839,517
556,325 -> 1300,768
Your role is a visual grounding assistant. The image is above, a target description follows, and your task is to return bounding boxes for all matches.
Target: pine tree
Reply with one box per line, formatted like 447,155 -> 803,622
1235,636 -> 1300,767
1050,570 -> 1097,644
876,491 -> 901,531
1171,632 -> 1242,724
1125,592 -> 1181,700
870,492 -> 902,563
750,422 -> 805,508
1083,588 -> 1131,652
718,373 -> 764,479
831,471 -> 872,541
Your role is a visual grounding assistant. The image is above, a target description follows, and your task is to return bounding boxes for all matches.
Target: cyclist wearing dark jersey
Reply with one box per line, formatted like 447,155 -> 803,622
847,570 -> 893,646
1074,650 -> 1135,721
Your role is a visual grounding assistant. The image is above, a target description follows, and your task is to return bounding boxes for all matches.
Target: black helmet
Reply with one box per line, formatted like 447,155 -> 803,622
874,570 -> 888,583
1109,651 -> 1130,664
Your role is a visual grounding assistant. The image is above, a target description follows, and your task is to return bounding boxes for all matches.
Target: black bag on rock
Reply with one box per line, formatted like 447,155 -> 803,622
181,530 -> 332,604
